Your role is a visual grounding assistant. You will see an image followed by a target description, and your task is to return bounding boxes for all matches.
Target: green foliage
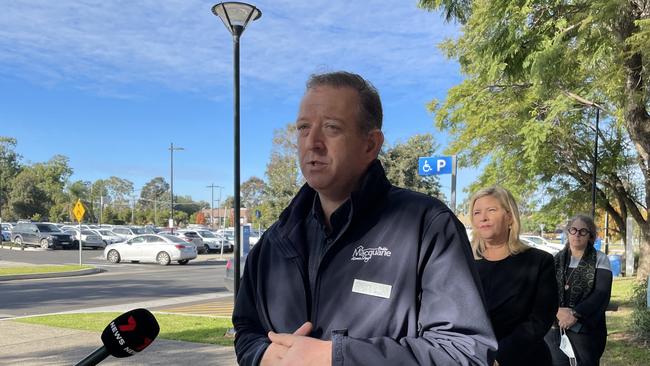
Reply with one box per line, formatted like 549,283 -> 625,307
139,177 -> 169,209
379,134 -> 443,199
262,123 -> 301,227
630,278 -> 650,341
419,0 -> 650,278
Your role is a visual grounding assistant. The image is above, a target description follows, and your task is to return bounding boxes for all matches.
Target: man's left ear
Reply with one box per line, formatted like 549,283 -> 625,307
367,130 -> 384,156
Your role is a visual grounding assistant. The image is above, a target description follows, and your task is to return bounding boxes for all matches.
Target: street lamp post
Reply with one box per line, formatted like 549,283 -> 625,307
212,2 -> 261,298
169,143 -> 184,234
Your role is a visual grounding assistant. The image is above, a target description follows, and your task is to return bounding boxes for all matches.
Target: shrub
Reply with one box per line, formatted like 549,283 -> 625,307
630,278 -> 650,341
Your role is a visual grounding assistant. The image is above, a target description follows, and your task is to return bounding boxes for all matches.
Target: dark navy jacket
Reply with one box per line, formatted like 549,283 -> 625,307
233,160 -> 497,365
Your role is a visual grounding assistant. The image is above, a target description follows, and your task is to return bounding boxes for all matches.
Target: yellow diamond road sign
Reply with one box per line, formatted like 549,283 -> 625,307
73,199 -> 85,222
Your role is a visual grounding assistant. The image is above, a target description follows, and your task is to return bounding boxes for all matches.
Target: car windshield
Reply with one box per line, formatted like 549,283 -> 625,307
81,230 -> 96,235
161,234 -> 186,243
36,224 -> 61,232
197,230 -> 216,238
131,228 -> 146,234
99,230 -> 113,235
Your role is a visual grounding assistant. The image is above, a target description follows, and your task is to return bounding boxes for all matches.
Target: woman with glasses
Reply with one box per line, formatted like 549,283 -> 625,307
544,214 -> 613,366
470,186 -> 558,366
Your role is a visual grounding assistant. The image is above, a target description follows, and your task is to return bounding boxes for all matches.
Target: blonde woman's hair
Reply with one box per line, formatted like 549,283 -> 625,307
469,186 -> 529,259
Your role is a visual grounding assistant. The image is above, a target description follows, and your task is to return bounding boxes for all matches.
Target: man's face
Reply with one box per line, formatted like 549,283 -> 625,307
296,85 -> 382,201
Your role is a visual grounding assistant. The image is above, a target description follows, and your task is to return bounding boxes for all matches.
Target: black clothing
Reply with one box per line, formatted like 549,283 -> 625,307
544,249 -> 612,366
476,247 -> 558,366
233,160 -> 497,366
555,245 -> 598,309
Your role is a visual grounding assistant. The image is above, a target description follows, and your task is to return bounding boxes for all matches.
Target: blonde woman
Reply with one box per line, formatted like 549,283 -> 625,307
471,186 -> 558,366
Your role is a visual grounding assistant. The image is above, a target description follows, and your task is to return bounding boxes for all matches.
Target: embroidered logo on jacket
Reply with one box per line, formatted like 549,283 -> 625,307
351,245 -> 391,262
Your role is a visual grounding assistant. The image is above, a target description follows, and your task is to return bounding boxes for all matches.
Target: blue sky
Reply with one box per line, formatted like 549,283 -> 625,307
0,0 -> 477,207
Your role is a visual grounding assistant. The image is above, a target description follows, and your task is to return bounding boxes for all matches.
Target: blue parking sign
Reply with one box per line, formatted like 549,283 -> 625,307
418,156 -> 453,176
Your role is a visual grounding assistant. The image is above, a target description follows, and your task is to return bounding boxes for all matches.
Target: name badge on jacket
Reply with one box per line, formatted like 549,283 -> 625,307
352,279 -> 392,299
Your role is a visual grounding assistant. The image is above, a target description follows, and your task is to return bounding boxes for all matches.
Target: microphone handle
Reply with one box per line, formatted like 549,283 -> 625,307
74,346 -> 111,366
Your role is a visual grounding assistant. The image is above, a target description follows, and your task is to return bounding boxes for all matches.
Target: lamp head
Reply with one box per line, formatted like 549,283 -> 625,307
212,2 -> 261,36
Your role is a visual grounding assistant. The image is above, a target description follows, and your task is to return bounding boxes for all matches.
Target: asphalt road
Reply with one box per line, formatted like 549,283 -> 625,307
0,247 -> 230,318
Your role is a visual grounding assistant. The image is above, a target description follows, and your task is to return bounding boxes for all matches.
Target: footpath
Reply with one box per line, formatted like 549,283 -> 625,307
0,253 -> 238,366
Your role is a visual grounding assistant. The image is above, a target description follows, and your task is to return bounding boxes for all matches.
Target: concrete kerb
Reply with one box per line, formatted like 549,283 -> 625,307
0,267 -> 104,281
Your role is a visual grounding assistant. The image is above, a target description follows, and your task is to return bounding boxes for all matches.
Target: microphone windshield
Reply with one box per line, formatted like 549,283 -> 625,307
100,308 -> 160,358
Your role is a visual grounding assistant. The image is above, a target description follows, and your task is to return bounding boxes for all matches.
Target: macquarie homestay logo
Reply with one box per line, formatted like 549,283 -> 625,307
351,245 -> 391,263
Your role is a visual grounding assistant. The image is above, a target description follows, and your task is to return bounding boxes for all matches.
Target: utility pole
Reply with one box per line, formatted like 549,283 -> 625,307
207,184 -> 217,230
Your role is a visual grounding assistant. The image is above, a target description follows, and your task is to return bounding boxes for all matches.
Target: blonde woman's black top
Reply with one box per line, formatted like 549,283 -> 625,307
476,247 -> 558,366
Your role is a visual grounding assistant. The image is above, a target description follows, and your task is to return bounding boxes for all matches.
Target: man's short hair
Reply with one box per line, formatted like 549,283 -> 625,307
306,71 -> 383,133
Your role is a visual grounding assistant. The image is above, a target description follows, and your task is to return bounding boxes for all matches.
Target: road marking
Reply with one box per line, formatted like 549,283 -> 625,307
159,297 -> 234,317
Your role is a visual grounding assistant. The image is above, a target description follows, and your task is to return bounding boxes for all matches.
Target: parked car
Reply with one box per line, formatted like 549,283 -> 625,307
63,228 -> 106,249
174,231 -> 206,254
521,235 -> 564,252
104,234 -> 197,265
186,229 -> 233,253
224,255 -> 246,292
110,226 -> 147,241
11,222 -> 74,249
93,229 -> 125,245
520,236 -> 560,255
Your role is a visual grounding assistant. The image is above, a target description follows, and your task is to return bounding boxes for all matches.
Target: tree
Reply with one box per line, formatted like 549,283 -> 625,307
380,134 -> 444,199
241,177 -> 266,209
9,155 -> 72,221
262,123 -> 302,227
0,137 -> 22,220
139,177 -> 169,209
419,0 -> 650,278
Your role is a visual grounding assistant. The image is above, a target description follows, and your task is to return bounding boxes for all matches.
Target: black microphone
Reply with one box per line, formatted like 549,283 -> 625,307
74,308 -> 160,366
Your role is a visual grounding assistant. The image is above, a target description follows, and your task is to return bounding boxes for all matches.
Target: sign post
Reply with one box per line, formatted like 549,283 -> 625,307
73,199 -> 86,266
418,156 -> 457,213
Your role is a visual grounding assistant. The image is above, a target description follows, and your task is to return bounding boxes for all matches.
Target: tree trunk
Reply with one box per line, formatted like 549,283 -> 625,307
638,224 -> 650,279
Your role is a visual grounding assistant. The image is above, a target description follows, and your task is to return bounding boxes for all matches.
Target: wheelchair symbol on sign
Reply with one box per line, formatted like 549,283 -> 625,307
422,160 -> 432,173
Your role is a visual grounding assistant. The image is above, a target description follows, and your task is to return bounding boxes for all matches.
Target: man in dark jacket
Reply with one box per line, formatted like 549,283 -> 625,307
233,71 -> 497,366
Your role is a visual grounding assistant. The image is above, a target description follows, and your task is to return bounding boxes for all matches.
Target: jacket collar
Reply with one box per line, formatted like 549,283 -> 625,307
276,159 -> 391,240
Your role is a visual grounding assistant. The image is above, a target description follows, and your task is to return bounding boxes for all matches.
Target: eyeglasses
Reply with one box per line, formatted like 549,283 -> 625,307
568,227 -> 591,237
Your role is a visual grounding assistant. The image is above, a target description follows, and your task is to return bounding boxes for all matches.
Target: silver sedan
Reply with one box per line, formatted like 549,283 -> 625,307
104,234 -> 197,266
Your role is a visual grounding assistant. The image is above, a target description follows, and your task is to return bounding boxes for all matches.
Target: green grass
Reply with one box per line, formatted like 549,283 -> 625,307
16,313 -> 235,346
0,265 -> 94,275
610,277 -> 636,307
600,278 -> 650,365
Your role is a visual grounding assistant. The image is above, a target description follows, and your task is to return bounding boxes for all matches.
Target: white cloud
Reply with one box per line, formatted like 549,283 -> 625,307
0,0 -> 458,97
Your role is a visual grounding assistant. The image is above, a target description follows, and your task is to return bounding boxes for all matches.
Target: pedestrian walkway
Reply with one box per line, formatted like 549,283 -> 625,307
0,320 -> 237,365
155,296 -> 235,317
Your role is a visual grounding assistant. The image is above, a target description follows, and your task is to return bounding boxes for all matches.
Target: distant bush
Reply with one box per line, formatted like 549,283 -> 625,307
630,278 -> 650,341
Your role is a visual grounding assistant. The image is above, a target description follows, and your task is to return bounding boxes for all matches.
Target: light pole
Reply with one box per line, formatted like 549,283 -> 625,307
169,143 -> 184,234
212,1 -> 261,298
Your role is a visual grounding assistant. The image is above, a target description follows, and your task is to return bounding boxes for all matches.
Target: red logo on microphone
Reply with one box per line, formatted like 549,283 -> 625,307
134,337 -> 153,351
118,316 -> 137,332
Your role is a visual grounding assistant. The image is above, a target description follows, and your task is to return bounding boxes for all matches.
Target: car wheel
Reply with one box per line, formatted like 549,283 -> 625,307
178,259 -> 189,265
14,236 -> 22,246
72,241 -> 80,250
157,252 -> 171,266
203,244 -> 210,254
40,239 -> 49,249
107,250 -> 121,263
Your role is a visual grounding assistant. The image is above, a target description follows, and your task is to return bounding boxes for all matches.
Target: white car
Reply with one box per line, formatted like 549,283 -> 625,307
189,230 -> 233,253
104,234 -> 197,266
110,226 -> 147,241
520,236 -> 560,255
521,235 -> 564,252
64,228 -> 106,249
90,229 -> 124,246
